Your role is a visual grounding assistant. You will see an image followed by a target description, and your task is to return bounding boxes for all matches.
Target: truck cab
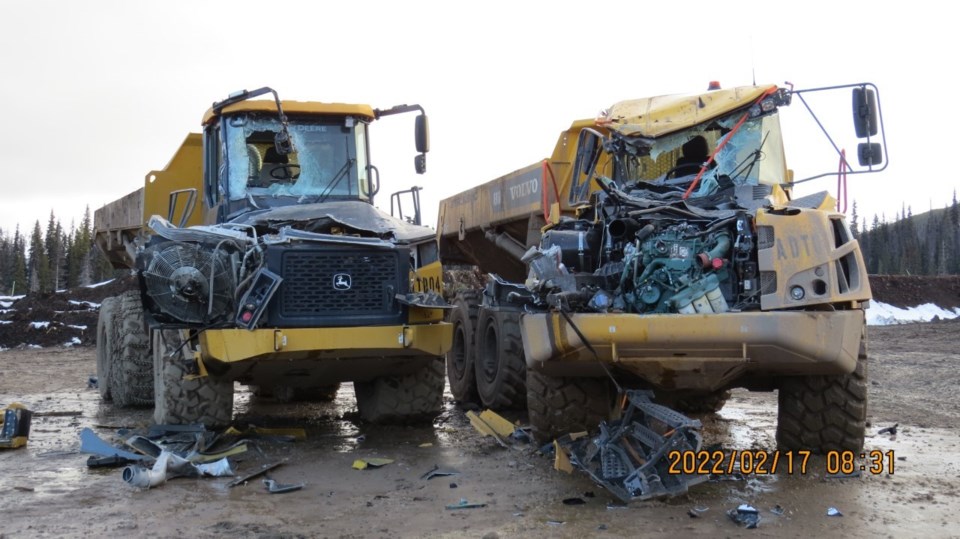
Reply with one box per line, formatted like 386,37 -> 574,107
95,88 -> 450,428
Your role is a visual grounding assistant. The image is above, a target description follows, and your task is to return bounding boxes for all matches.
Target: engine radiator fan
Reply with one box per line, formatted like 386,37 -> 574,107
141,241 -> 236,324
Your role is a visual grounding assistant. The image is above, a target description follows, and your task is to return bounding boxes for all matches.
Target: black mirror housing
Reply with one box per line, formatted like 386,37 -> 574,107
415,154 -> 426,174
857,142 -> 883,166
415,115 -> 430,154
852,88 -> 878,138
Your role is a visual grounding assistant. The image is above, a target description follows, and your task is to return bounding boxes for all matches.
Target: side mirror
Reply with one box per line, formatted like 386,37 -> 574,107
852,87 -> 878,138
577,132 -> 601,176
274,129 -> 295,155
858,142 -> 883,167
415,115 -> 430,153
415,154 -> 427,174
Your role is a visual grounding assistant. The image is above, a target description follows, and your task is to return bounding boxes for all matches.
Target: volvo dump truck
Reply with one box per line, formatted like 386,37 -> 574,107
438,83 -> 886,453
95,88 -> 451,428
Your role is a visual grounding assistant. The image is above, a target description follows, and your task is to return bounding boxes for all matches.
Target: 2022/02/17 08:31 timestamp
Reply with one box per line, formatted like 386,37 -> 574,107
666,449 -> 896,475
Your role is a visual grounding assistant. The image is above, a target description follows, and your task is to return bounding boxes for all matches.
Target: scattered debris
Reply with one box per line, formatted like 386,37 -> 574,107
770,505 -> 785,516
86,455 -> 139,468
227,462 -> 284,487
79,428 -> 147,462
420,464 -> 459,480
728,504 -> 761,529
224,425 -> 307,441
546,520 -> 565,526
553,440 -> 573,474
466,410 -> 516,449
827,507 -> 843,517
352,458 -> 394,470
688,506 -> 708,518
123,451 -> 233,489
564,390 -> 706,503
449,482 -> 458,489
87,376 -> 98,389
597,524 -> 608,531
0,403 -> 32,449
878,424 -> 899,436
445,498 -> 486,510
418,442 -> 433,448
562,497 -> 586,505
263,478 -> 305,493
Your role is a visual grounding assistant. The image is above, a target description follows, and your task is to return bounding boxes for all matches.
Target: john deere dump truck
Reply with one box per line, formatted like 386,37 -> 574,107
438,83 -> 886,453
95,87 -> 451,427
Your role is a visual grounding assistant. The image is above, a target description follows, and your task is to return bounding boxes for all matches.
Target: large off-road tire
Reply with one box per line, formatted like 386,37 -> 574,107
776,333 -> 868,453
655,389 -> 731,414
526,371 -> 615,443
96,296 -> 120,401
110,291 -> 154,408
354,358 -> 444,424
445,290 -> 481,403
474,309 -> 527,409
153,329 -> 234,428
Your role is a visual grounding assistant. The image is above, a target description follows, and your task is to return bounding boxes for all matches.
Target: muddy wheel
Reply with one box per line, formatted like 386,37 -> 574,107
110,291 -> 154,407
776,333 -> 868,453
655,389 -> 731,414
474,309 -> 527,409
526,371 -> 614,443
96,296 -> 119,401
445,290 -> 481,404
354,358 -> 444,423
153,329 -> 234,428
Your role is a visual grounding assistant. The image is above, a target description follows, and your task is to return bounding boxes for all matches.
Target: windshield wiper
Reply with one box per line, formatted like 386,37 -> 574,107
309,158 -> 356,204
729,130 -> 770,184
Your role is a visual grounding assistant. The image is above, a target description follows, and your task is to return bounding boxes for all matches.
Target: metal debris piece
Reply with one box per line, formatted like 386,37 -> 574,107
688,506 -> 709,518
562,497 -> 586,505
420,464 -> 460,480
226,462 -> 284,487
86,454 -> 138,468
466,410 -> 516,448
445,498 -> 486,510
263,478 -> 304,493
566,390 -> 707,503
877,424 -> 898,436
546,520 -> 565,526
827,507 -> 843,517
770,504 -> 785,516
122,452 -> 234,489
79,428 -> 147,462
728,504 -> 761,529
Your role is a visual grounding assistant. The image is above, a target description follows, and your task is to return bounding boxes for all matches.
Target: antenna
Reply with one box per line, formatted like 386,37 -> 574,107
750,35 -> 756,86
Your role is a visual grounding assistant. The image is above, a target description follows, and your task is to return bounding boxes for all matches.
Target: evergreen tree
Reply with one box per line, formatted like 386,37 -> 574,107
11,226 -> 28,295
28,220 -> 52,293
850,201 -> 860,238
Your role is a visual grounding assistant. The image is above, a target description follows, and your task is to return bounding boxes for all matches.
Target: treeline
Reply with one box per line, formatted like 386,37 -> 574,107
0,207 -> 118,296
855,192 -> 960,275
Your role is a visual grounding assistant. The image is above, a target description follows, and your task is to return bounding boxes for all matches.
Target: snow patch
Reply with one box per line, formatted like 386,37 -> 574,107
0,295 -> 25,301
30,321 -> 51,329
64,337 -> 82,347
867,301 -> 960,326
27,344 -> 42,349
0,301 -> 12,309
0,320 -> 11,325
84,279 -> 116,289
68,300 -> 100,309
67,324 -> 88,331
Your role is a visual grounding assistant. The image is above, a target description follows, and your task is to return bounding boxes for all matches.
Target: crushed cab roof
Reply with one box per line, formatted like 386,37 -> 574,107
202,100 -> 375,125
599,84 -> 777,138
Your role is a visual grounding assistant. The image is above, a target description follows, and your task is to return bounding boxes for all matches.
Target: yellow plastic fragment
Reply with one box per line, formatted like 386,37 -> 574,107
553,440 -> 573,474
352,458 -> 394,470
466,410 -> 515,439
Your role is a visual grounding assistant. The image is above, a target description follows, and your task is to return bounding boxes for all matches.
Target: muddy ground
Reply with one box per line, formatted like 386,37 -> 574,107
0,318 -> 959,538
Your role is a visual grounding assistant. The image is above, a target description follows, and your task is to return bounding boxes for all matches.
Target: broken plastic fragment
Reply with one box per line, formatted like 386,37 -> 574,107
827,507 -> 843,517
553,440 -> 573,474
770,505 -> 785,516
728,504 -> 760,529
352,458 -> 394,470
79,428 -> 147,462
420,465 -> 459,480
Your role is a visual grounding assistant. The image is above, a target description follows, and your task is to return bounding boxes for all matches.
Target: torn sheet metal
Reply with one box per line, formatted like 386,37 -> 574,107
352,458 -> 394,470
79,428 -> 148,462
263,478 -> 305,493
231,200 -> 435,243
567,390 -> 707,503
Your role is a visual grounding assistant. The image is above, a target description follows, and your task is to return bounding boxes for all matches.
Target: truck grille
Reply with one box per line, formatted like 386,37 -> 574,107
266,246 -> 406,327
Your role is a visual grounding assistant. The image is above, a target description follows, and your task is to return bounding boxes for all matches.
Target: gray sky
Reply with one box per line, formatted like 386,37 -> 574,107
0,0 -> 954,236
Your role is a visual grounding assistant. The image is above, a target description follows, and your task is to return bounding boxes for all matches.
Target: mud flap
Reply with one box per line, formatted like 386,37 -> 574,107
567,390 -> 708,502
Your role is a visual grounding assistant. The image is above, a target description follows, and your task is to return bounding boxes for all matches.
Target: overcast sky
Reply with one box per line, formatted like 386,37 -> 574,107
0,0 -> 954,237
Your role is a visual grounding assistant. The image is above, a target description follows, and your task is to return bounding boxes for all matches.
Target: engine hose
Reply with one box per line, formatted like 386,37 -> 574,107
706,232 -> 732,260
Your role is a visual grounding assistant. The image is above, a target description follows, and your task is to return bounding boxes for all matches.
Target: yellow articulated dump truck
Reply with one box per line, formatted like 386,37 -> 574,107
438,83 -> 886,453
94,87 -> 451,428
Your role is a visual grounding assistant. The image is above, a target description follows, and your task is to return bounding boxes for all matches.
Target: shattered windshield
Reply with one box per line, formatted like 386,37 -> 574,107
608,110 -> 787,198
223,114 -> 369,202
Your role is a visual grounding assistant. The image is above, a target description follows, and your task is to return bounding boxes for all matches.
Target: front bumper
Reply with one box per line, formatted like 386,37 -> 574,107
520,310 -> 864,391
